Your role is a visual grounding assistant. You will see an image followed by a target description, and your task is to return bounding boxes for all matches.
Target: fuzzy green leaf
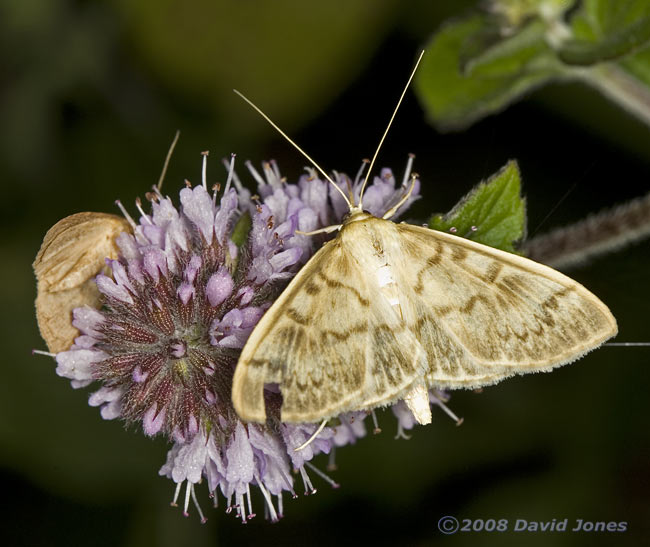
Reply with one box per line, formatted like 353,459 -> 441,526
231,210 -> 252,248
428,160 -> 526,253
561,11 -> 650,65
462,19 -> 550,77
415,15 -> 561,131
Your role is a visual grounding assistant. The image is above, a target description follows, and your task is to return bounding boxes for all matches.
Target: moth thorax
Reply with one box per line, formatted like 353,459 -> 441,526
342,209 -> 374,225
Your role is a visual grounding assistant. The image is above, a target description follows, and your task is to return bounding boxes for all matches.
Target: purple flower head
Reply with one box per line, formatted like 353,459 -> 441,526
50,153 -> 454,522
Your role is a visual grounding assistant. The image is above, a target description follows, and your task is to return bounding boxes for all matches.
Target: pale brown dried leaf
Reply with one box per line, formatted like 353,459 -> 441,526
33,212 -> 131,292
35,279 -> 103,353
33,212 -> 132,353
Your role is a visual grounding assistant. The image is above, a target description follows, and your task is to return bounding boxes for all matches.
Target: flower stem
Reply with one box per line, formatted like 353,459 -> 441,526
578,63 -> 650,127
523,191 -> 650,269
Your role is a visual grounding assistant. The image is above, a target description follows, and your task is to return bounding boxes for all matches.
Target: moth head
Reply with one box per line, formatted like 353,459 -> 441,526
341,208 -> 374,225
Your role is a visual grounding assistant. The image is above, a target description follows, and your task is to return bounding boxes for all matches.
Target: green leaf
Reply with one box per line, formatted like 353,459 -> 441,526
415,15 -> 561,131
620,45 -> 650,86
231,210 -> 252,248
462,19 -> 549,77
428,160 -> 526,253
561,15 -> 650,65
563,0 -> 650,64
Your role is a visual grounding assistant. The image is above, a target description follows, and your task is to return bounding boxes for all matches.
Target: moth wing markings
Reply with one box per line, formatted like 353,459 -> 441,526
394,223 -> 618,389
233,233 -> 426,423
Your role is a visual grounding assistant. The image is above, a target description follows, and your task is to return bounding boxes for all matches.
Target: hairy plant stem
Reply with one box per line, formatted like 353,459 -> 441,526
522,191 -> 650,269
578,63 -> 650,128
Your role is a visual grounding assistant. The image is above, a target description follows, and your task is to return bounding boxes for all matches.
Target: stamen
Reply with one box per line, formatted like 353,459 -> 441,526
353,159 -> 370,187
156,129 -> 180,191
223,155 -> 246,193
278,493 -> 284,518
327,447 -> 337,471
270,159 -> 281,179
115,200 -> 137,230
305,461 -> 340,489
135,197 -> 153,225
371,410 -> 382,434
256,479 -> 279,522
401,153 -> 415,188
151,184 -> 164,199
201,151 -> 209,189
394,423 -> 412,440
183,481 -> 192,516
245,160 -> 266,186
190,483 -> 207,523
224,153 -> 236,193
171,481 -> 183,506
298,466 -> 317,495
236,492 -> 247,523
246,482 -> 255,519
432,395 -> 464,425
295,419 -> 328,451
211,183 -> 220,206
32,349 -> 56,358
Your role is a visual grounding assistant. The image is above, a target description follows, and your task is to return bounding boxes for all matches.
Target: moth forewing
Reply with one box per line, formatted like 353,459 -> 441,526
232,215 -> 430,423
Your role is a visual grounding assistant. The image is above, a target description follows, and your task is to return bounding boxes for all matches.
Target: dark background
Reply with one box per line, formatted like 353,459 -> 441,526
1,1 -> 648,546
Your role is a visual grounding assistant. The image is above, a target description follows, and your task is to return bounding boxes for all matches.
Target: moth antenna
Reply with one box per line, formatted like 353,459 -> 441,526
233,89 -> 352,208
605,342 -> 650,346
294,419 -> 328,452
157,129 -> 180,191
359,50 -> 425,209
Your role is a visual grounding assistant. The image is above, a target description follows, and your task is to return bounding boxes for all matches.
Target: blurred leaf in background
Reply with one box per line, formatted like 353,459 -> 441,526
415,0 -> 650,140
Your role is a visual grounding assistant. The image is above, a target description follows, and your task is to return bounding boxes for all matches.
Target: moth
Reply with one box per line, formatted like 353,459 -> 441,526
231,52 -> 618,425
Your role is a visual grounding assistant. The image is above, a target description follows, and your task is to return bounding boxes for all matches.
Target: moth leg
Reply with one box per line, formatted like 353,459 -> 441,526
294,419 -> 328,452
296,224 -> 342,237
382,173 -> 418,220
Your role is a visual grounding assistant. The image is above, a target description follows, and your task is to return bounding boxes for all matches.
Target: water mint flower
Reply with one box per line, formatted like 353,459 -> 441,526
48,153 -> 442,522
